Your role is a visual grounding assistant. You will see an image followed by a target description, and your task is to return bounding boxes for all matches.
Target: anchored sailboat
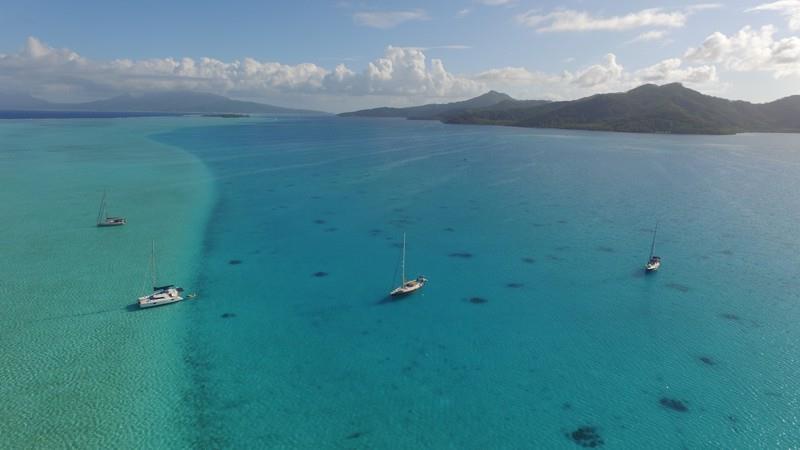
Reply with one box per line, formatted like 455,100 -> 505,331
96,191 -> 126,227
390,233 -> 427,297
645,222 -> 661,273
138,241 -> 183,308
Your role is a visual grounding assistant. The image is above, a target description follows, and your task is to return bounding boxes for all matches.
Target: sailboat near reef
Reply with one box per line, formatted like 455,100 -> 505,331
96,191 -> 126,227
390,233 -> 427,297
645,222 -> 661,273
138,241 -> 184,308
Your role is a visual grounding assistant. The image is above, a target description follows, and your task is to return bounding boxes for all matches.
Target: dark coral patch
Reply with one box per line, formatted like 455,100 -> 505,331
228,259 -> 243,265
468,297 -> 488,304
595,246 -> 614,253
313,219 -> 326,224
660,397 -> 688,412
547,254 -> 561,261
345,431 -> 365,440
567,426 -> 604,448
444,227 -> 455,232
221,313 -> 237,319
324,227 -> 338,232
720,249 -> 734,255
557,220 -> 568,224
666,283 -> 690,293
699,356 -> 715,366
449,252 -> 473,259
522,257 -> 536,264
720,313 -> 740,321
506,282 -> 524,288
312,271 -> 329,278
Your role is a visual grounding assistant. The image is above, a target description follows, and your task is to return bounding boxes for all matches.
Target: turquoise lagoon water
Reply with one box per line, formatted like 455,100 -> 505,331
2,115 -> 800,448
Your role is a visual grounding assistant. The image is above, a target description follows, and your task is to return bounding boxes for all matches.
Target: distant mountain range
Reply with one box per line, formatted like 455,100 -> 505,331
0,91 -> 324,115
338,90 -> 547,120
341,84 -> 800,135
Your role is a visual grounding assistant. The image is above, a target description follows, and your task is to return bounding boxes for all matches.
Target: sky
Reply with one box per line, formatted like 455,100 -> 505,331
1,0 -> 799,112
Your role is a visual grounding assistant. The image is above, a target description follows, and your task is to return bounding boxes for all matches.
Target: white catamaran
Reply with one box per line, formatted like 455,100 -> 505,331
96,191 -> 126,227
138,241 -> 183,308
645,222 -> 661,273
390,233 -> 427,297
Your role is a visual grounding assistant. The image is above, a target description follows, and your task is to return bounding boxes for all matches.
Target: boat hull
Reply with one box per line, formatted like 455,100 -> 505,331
138,288 -> 183,308
390,277 -> 427,297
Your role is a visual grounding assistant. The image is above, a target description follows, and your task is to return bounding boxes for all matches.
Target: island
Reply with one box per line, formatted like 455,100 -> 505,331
341,83 -> 800,135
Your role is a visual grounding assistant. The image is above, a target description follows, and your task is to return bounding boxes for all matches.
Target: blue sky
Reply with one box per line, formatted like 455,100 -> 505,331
1,0 -> 799,111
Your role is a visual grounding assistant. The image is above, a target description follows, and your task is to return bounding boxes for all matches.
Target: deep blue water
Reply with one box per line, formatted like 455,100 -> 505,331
157,117 -> 800,448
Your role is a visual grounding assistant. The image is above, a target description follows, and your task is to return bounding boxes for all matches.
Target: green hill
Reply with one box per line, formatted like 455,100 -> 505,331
444,84 -> 800,135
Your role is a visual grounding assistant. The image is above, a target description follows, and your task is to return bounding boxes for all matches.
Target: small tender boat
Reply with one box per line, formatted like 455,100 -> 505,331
96,191 -> 126,227
390,233 -> 427,297
645,222 -> 661,273
138,241 -> 183,308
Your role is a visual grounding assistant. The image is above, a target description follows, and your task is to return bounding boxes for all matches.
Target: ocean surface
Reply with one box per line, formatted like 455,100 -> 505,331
2,114 -> 800,448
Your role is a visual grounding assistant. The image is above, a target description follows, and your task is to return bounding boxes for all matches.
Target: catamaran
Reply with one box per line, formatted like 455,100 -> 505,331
390,233 -> 427,297
138,241 -> 183,308
645,222 -> 661,273
96,191 -> 126,227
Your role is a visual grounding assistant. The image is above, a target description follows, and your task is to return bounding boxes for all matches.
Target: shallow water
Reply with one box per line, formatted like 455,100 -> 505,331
3,115 -> 800,448
0,116 -> 214,448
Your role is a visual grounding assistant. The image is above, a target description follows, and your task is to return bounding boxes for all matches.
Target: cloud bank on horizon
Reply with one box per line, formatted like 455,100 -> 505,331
0,2 -> 799,112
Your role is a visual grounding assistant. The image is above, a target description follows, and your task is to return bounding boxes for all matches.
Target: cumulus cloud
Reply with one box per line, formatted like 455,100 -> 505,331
684,25 -> 800,77
353,10 -> 429,28
747,0 -> 800,30
474,53 -> 717,99
634,58 -> 718,83
0,37 -> 481,102
571,54 -> 625,87
0,37 -> 723,110
516,8 -> 687,32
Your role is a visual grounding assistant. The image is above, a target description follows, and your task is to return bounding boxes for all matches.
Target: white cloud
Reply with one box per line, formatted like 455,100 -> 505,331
571,54 -> 625,87
477,0 -> 515,5
629,30 -> 670,43
516,8 -> 687,32
457,8 -> 472,17
685,25 -> 800,77
634,58 -> 718,83
0,37 -> 723,111
475,53 -> 717,99
0,37 -> 481,103
353,9 -> 429,29
747,1 -> 800,30
686,3 -> 724,12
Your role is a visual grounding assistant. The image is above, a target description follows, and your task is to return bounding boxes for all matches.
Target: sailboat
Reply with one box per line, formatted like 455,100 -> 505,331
390,233 -> 427,297
138,241 -> 184,308
96,191 -> 126,227
645,222 -> 661,273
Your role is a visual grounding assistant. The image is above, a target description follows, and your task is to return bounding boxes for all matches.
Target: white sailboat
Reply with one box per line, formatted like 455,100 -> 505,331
390,233 -> 427,297
96,191 -> 126,227
645,222 -> 661,273
138,241 -> 183,308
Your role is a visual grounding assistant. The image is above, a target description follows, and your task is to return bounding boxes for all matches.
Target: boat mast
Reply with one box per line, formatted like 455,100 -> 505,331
401,233 -> 406,283
649,222 -> 658,259
97,191 -> 106,225
151,240 -> 158,288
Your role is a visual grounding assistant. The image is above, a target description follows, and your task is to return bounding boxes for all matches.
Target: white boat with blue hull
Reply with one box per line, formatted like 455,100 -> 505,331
138,241 -> 183,308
